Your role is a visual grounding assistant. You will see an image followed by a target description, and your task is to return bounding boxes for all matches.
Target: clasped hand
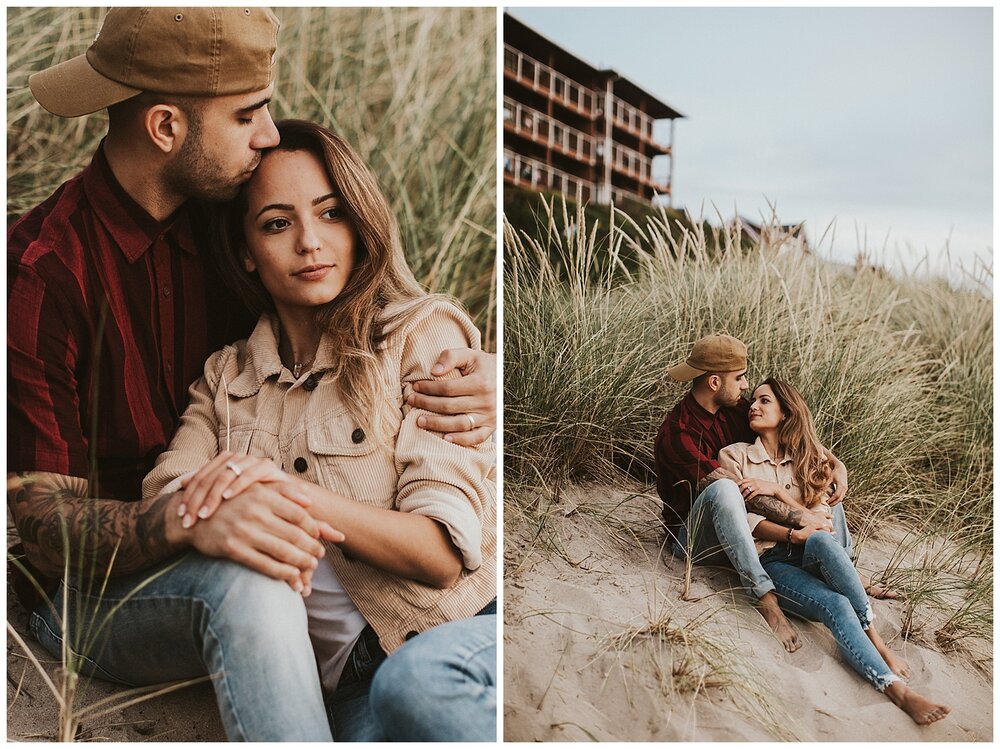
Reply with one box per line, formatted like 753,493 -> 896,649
176,452 -> 342,596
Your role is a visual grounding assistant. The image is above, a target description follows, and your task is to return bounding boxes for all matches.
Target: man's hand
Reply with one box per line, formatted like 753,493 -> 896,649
409,348 -> 496,446
176,482 -> 345,596
746,494 -> 833,533
827,453 -> 848,506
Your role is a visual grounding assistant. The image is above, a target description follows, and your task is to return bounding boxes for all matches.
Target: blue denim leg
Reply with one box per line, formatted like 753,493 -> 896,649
831,502 -> 853,557
673,479 -> 775,598
369,612 -> 497,741
800,532 -> 873,627
761,543 -> 898,692
29,552 -> 331,741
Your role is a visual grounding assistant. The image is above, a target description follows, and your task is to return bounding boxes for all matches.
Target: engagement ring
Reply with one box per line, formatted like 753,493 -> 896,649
225,461 -> 243,477
465,413 -> 476,430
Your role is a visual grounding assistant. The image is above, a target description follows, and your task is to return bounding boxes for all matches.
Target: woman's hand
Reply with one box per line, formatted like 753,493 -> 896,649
790,524 -> 830,544
178,452 -> 297,529
738,478 -> 786,503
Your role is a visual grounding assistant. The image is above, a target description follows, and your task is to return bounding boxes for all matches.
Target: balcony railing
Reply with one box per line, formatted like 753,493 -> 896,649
503,98 -> 597,165
503,149 -> 596,203
609,142 -> 652,182
504,44 -> 597,116
610,97 -> 655,141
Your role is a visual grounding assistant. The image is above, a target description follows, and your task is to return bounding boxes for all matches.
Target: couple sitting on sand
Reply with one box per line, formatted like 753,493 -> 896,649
654,334 -> 949,726
9,8 -> 494,741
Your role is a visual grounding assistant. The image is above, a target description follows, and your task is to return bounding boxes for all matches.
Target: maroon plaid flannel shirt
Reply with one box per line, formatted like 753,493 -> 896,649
654,392 -> 754,539
8,144 -> 253,500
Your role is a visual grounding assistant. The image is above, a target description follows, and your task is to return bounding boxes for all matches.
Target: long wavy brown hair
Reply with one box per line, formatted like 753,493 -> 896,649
760,377 -> 833,507
215,119 -> 434,440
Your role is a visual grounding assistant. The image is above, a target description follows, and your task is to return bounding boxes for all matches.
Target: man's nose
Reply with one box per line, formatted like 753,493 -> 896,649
252,108 -> 280,150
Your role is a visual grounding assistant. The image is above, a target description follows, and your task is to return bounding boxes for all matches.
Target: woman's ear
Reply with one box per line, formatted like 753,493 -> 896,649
244,254 -> 256,273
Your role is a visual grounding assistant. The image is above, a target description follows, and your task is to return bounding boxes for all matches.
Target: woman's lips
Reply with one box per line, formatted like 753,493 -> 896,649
292,264 -> 333,281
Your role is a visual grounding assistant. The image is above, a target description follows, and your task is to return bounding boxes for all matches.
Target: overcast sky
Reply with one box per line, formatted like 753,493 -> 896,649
507,7 -> 992,279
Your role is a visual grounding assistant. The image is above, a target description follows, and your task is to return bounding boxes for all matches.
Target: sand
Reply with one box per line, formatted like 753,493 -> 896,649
504,484 -> 992,742
6,589 -> 226,742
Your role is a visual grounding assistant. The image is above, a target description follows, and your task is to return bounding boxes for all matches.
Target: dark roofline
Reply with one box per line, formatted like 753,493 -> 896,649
505,12 -> 684,120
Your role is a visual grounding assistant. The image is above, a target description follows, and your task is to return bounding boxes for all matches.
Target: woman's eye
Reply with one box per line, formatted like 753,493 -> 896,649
322,206 -> 343,221
262,217 -> 289,232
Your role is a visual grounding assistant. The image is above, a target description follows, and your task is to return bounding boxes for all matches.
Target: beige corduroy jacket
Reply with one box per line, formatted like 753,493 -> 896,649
143,298 -> 496,653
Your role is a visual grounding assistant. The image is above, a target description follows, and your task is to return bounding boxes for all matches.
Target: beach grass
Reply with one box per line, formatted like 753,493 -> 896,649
503,197 -> 993,689
6,6 -> 497,347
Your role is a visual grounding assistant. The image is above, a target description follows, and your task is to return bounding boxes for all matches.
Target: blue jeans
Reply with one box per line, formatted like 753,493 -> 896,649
671,480 -> 854,600
328,600 -> 497,741
761,532 -> 899,692
30,552 -> 331,741
672,479 -> 775,598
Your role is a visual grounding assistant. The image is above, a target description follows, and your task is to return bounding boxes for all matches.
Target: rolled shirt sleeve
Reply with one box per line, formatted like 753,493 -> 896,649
717,443 -> 765,534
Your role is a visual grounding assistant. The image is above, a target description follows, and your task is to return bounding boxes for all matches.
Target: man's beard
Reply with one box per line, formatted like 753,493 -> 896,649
164,117 -> 258,204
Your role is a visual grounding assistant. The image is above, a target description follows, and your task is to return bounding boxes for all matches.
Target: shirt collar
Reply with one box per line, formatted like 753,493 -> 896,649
682,391 -> 716,429
82,142 -> 198,263
745,437 -> 792,466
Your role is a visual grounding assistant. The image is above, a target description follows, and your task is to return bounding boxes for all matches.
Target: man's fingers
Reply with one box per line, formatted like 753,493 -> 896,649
417,412 -> 490,433
428,347 -> 478,377
229,546 -> 307,590
408,391 -> 484,416
443,426 -> 494,447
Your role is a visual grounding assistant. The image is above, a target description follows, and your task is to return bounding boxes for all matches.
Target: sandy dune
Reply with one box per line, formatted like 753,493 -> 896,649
504,484 -> 992,742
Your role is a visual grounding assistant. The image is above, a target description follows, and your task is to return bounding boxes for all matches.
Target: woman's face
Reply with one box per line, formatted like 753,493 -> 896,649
748,384 -> 784,432
242,149 -> 356,318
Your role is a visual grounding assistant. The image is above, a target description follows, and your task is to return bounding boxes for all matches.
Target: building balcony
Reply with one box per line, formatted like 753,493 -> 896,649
503,149 -> 596,204
504,44 -> 598,119
503,98 -> 597,165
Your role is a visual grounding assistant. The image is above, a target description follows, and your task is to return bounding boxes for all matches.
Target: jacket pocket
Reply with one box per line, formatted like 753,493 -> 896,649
306,412 -> 395,505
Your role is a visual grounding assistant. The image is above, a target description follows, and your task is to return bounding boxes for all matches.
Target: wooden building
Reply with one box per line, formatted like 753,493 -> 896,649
503,13 -> 684,207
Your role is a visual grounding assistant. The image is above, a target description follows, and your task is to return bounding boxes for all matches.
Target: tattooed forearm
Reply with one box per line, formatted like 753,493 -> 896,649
696,468 -> 731,494
746,494 -> 804,527
7,471 -> 183,578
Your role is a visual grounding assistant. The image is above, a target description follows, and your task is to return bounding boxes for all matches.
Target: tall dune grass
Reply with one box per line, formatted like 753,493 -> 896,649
505,199 -> 991,546
7,6 -> 496,346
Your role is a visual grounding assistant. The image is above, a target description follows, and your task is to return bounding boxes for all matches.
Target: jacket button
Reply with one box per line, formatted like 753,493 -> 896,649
404,630 -> 419,641
294,457 -> 308,473
785,484 -> 791,490
303,374 -> 320,391
351,428 -> 365,444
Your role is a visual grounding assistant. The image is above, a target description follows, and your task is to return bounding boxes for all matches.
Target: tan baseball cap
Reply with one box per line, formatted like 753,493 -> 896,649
667,334 -> 748,382
29,7 -> 280,118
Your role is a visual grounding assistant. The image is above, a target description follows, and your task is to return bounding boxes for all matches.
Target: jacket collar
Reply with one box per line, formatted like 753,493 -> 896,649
226,314 -> 335,397
745,437 -> 792,466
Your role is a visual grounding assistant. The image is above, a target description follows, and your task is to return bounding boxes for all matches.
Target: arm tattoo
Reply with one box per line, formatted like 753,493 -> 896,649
746,494 -> 804,527
7,471 -> 181,578
696,467 -> 730,494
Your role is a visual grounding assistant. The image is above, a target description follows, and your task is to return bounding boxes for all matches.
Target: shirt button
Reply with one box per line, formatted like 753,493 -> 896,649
785,484 -> 791,490
404,630 -> 419,641
162,286 -> 171,297
293,457 -> 308,473
303,374 -> 320,391
351,428 -> 365,444
165,362 -> 173,373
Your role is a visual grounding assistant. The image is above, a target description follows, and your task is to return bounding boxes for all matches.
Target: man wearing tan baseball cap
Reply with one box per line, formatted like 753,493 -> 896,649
9,7 -> 497,742
653,334 -> 849,653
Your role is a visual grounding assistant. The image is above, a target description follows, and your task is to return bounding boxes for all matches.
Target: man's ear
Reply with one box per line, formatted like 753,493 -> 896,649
706,374 -> 722,392
143,103 -> 185,155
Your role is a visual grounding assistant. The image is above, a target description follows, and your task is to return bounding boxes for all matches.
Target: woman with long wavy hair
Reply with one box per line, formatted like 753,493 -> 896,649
142,119 -> 496,741
718,378 -> 948,726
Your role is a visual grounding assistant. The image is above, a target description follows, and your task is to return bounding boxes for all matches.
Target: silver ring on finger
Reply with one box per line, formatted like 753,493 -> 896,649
465,413 -> 476,431
225,461 -> 243,477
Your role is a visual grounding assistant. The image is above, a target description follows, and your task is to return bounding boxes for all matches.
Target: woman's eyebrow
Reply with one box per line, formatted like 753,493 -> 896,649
255,202 -> 293,218
313,192 -> 338,206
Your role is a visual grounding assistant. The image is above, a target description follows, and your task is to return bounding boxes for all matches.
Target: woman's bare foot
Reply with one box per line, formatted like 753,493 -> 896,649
885,682 -> 950,725
758,592 -> 801,652
859,572 -> 900,599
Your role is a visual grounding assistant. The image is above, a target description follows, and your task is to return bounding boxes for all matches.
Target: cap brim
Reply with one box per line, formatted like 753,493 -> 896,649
29,53 -> 140,118
667,361 -> 705,382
